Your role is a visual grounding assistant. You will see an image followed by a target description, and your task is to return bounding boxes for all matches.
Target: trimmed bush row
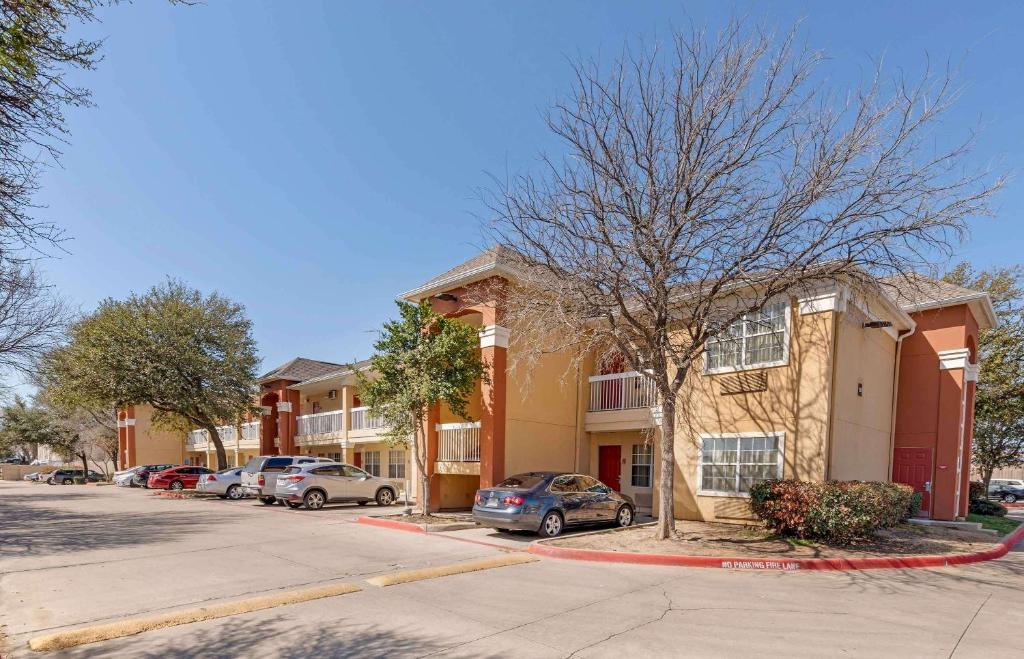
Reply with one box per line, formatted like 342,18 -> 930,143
749,479 -> 916,544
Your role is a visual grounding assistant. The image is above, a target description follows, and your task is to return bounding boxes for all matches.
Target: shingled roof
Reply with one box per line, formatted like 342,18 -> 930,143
258,357 -> 344,383
400,246 -> 516,301
879,273 -> 998,328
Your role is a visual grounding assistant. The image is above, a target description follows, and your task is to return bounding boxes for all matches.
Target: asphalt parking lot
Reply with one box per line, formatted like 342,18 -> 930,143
2,481 -> 1024,658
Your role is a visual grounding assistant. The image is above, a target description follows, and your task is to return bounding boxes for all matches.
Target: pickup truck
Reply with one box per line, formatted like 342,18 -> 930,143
240,455 -> 334,505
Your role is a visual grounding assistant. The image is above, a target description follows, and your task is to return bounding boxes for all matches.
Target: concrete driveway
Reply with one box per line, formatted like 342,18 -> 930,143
2,481 -> 1023,658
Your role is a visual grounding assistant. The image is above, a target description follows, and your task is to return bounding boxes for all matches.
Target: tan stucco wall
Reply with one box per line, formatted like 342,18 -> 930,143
504,347 -> 582,475
134,405 -> 186,466
438,473 -> 478,509
299,390 -> 343,415
828,303 -> 897,482
672,300 -> 836,522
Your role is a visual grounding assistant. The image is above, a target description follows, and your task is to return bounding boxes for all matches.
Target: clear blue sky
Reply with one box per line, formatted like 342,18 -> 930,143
31,1 -> 1024,381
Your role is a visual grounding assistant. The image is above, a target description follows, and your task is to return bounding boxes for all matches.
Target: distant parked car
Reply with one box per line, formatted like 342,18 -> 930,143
196,467 -> 246,499
272,462 -> 401,510
132,464 -> 178,488
46,469 -> 103,485
23,471 -> 39,481
147,466 -> 214,491
240,455 -> 334,505
989,479 -> 1024,503
113,466 -> 143,487
472,472 -> 635,538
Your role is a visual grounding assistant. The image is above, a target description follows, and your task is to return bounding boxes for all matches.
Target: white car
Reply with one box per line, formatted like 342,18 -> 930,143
272,461 -> 402,510
196,467 -> 246,500
113,467 -> 142,487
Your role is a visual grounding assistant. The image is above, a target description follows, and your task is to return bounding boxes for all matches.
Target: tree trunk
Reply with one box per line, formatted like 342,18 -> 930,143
983,466 -> 994,493
79,452 -> 89,481
414,420 -> 430,515
655,392 -> 676,539
207,425 -> 228,471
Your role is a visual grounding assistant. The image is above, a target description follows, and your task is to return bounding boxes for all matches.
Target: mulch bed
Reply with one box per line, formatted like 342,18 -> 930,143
549,520 -> 997,559
375,512 -> 478,531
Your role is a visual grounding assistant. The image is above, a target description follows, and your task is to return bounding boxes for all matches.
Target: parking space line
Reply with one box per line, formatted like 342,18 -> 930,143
365,553 -> 538,587
26,582 -> 362,653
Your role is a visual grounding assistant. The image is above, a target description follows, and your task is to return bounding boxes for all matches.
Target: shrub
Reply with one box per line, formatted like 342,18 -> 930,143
907,491 -> 923,518
968,481 -> 987,502
969,498 -> 1007,517
749,480 -> 916,544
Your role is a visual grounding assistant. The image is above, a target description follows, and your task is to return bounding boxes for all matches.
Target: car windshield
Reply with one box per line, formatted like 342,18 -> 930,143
496,474 -> 546,490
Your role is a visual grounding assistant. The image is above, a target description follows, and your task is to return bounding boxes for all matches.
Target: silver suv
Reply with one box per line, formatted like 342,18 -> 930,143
273,462 -> 401,510
240,455 -> 334,505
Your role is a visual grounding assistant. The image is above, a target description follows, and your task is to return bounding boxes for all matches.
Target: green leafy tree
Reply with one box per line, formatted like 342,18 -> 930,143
358,301 -> 486,514
0,396 -> 92,476
0,396 -> 54,461
944,263 -> 1024,488
39,280 -> 259,470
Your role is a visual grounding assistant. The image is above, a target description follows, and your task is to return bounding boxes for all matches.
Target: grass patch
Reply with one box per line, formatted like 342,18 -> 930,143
785,537 -> 817,548
967,513 -> 1022,536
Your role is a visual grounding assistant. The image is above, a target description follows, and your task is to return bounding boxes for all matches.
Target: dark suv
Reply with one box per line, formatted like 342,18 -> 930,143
47,469 -> 103,485
131,464 -> 178,488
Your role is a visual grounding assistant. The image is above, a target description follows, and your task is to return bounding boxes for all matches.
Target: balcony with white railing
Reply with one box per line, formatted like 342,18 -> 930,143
349,406 -> 386,441
295,409 -> 345,445
240,420 -> 261,447
586,371 -> 660,432
435,422 -> 481,475
186,429 -> 209,451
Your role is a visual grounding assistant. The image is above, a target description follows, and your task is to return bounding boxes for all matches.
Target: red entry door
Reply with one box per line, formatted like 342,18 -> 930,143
353,452 -> 362,468
892,447 -> 932,515
598,445 -> 622,492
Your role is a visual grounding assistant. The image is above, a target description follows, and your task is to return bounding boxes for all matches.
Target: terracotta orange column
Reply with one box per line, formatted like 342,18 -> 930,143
124,406 -> 137,469
117,409 -> 129,469
259,404 -> 276,455
277,388 -> 300,455
934,349 -> 970,520
478,325 -> 509,489
424,403 -> 442,512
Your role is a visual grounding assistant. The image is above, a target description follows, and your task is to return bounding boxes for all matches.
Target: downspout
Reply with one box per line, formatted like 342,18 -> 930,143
886,325 -> 917,480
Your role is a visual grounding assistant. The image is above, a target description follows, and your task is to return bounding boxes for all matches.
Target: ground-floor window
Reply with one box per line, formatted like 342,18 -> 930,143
388,449 -> 406,479
364,450 -> 381,477
327,452 -> 342,462
698,433 -> 783,496
630,443 -> 653,487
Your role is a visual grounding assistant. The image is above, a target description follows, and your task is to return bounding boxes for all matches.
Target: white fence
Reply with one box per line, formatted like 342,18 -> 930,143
436,422 -> 481,462
296,410 -> 344,436
588,371 -> 658,412
240,420 -> 261,445
350,406 -> 386,431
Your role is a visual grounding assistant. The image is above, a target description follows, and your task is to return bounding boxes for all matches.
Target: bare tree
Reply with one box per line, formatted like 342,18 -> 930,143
0,265 -> 67,374
484,20 -> 1002,539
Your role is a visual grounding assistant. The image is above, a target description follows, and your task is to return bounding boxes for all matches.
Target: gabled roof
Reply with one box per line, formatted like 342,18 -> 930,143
258,357 -> 344,384
288,359 -> 373,389
879,273 -> 998,329
400,246 -> 517,301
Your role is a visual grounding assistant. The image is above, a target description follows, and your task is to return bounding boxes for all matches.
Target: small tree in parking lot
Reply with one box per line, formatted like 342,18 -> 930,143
357,301 -> 486,514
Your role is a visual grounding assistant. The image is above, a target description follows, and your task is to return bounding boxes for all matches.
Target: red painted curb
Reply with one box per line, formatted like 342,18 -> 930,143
527,523 -> 1024,571
356,516 -> 427,534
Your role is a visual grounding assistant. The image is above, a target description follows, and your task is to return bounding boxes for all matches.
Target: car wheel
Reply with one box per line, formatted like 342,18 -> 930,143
539,511 -> 564,538
259,496 -> 276,505
304,490 -> 326,510
615,505 -> 634,528
1003,493 -> 1018,503
63,478 -> 73,485
226,485 -> 243,500
170,480 -> 184,491
47,478 -> 55,485
286,501 -> 302,509
375,488 -> 395,506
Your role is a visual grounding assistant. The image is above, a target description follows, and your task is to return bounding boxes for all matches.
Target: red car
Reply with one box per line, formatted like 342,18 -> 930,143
148,466 -> 214,491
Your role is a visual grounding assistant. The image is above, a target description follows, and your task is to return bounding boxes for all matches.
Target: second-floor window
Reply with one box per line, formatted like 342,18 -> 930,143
705,301 -> 788,373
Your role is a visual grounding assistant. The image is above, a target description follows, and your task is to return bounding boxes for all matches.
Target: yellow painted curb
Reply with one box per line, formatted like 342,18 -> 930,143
367,553 -> 538,587
27,582 -> 362,653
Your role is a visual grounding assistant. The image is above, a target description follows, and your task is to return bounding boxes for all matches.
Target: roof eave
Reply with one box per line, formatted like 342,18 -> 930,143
398,263 -> 517,302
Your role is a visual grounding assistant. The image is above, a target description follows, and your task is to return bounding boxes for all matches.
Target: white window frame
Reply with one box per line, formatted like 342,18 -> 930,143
388,449 -> 406,480
704,300 -> 791,375
696,431 -> 785,498
630,443 -> 653,488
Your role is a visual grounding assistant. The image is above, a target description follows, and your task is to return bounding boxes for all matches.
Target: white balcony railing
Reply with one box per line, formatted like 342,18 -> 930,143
187,429 -> 208,450
588,371 -> 658,412
436,422 -> 481,462
350,406 -> 386,431
296,410 -> 344,437
240,420 -> 261,445
215,425 -> 237,445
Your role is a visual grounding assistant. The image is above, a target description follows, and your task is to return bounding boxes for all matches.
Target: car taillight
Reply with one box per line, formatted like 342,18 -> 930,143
280,475 -> 305,483
207,475 -> 216,481
502,495 -> 525,506
258,474 -> 265,486
474,492 -> 483,505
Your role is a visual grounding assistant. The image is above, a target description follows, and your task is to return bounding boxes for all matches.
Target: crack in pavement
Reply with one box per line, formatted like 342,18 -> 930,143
948,593 -> 991,658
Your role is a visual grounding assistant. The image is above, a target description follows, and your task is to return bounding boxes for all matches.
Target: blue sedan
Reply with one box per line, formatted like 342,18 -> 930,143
473,471 -> 635,537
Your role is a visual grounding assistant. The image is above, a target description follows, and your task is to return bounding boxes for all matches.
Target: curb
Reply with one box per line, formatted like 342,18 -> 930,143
527,522 -> 1024,571
356,516 -> 427,534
